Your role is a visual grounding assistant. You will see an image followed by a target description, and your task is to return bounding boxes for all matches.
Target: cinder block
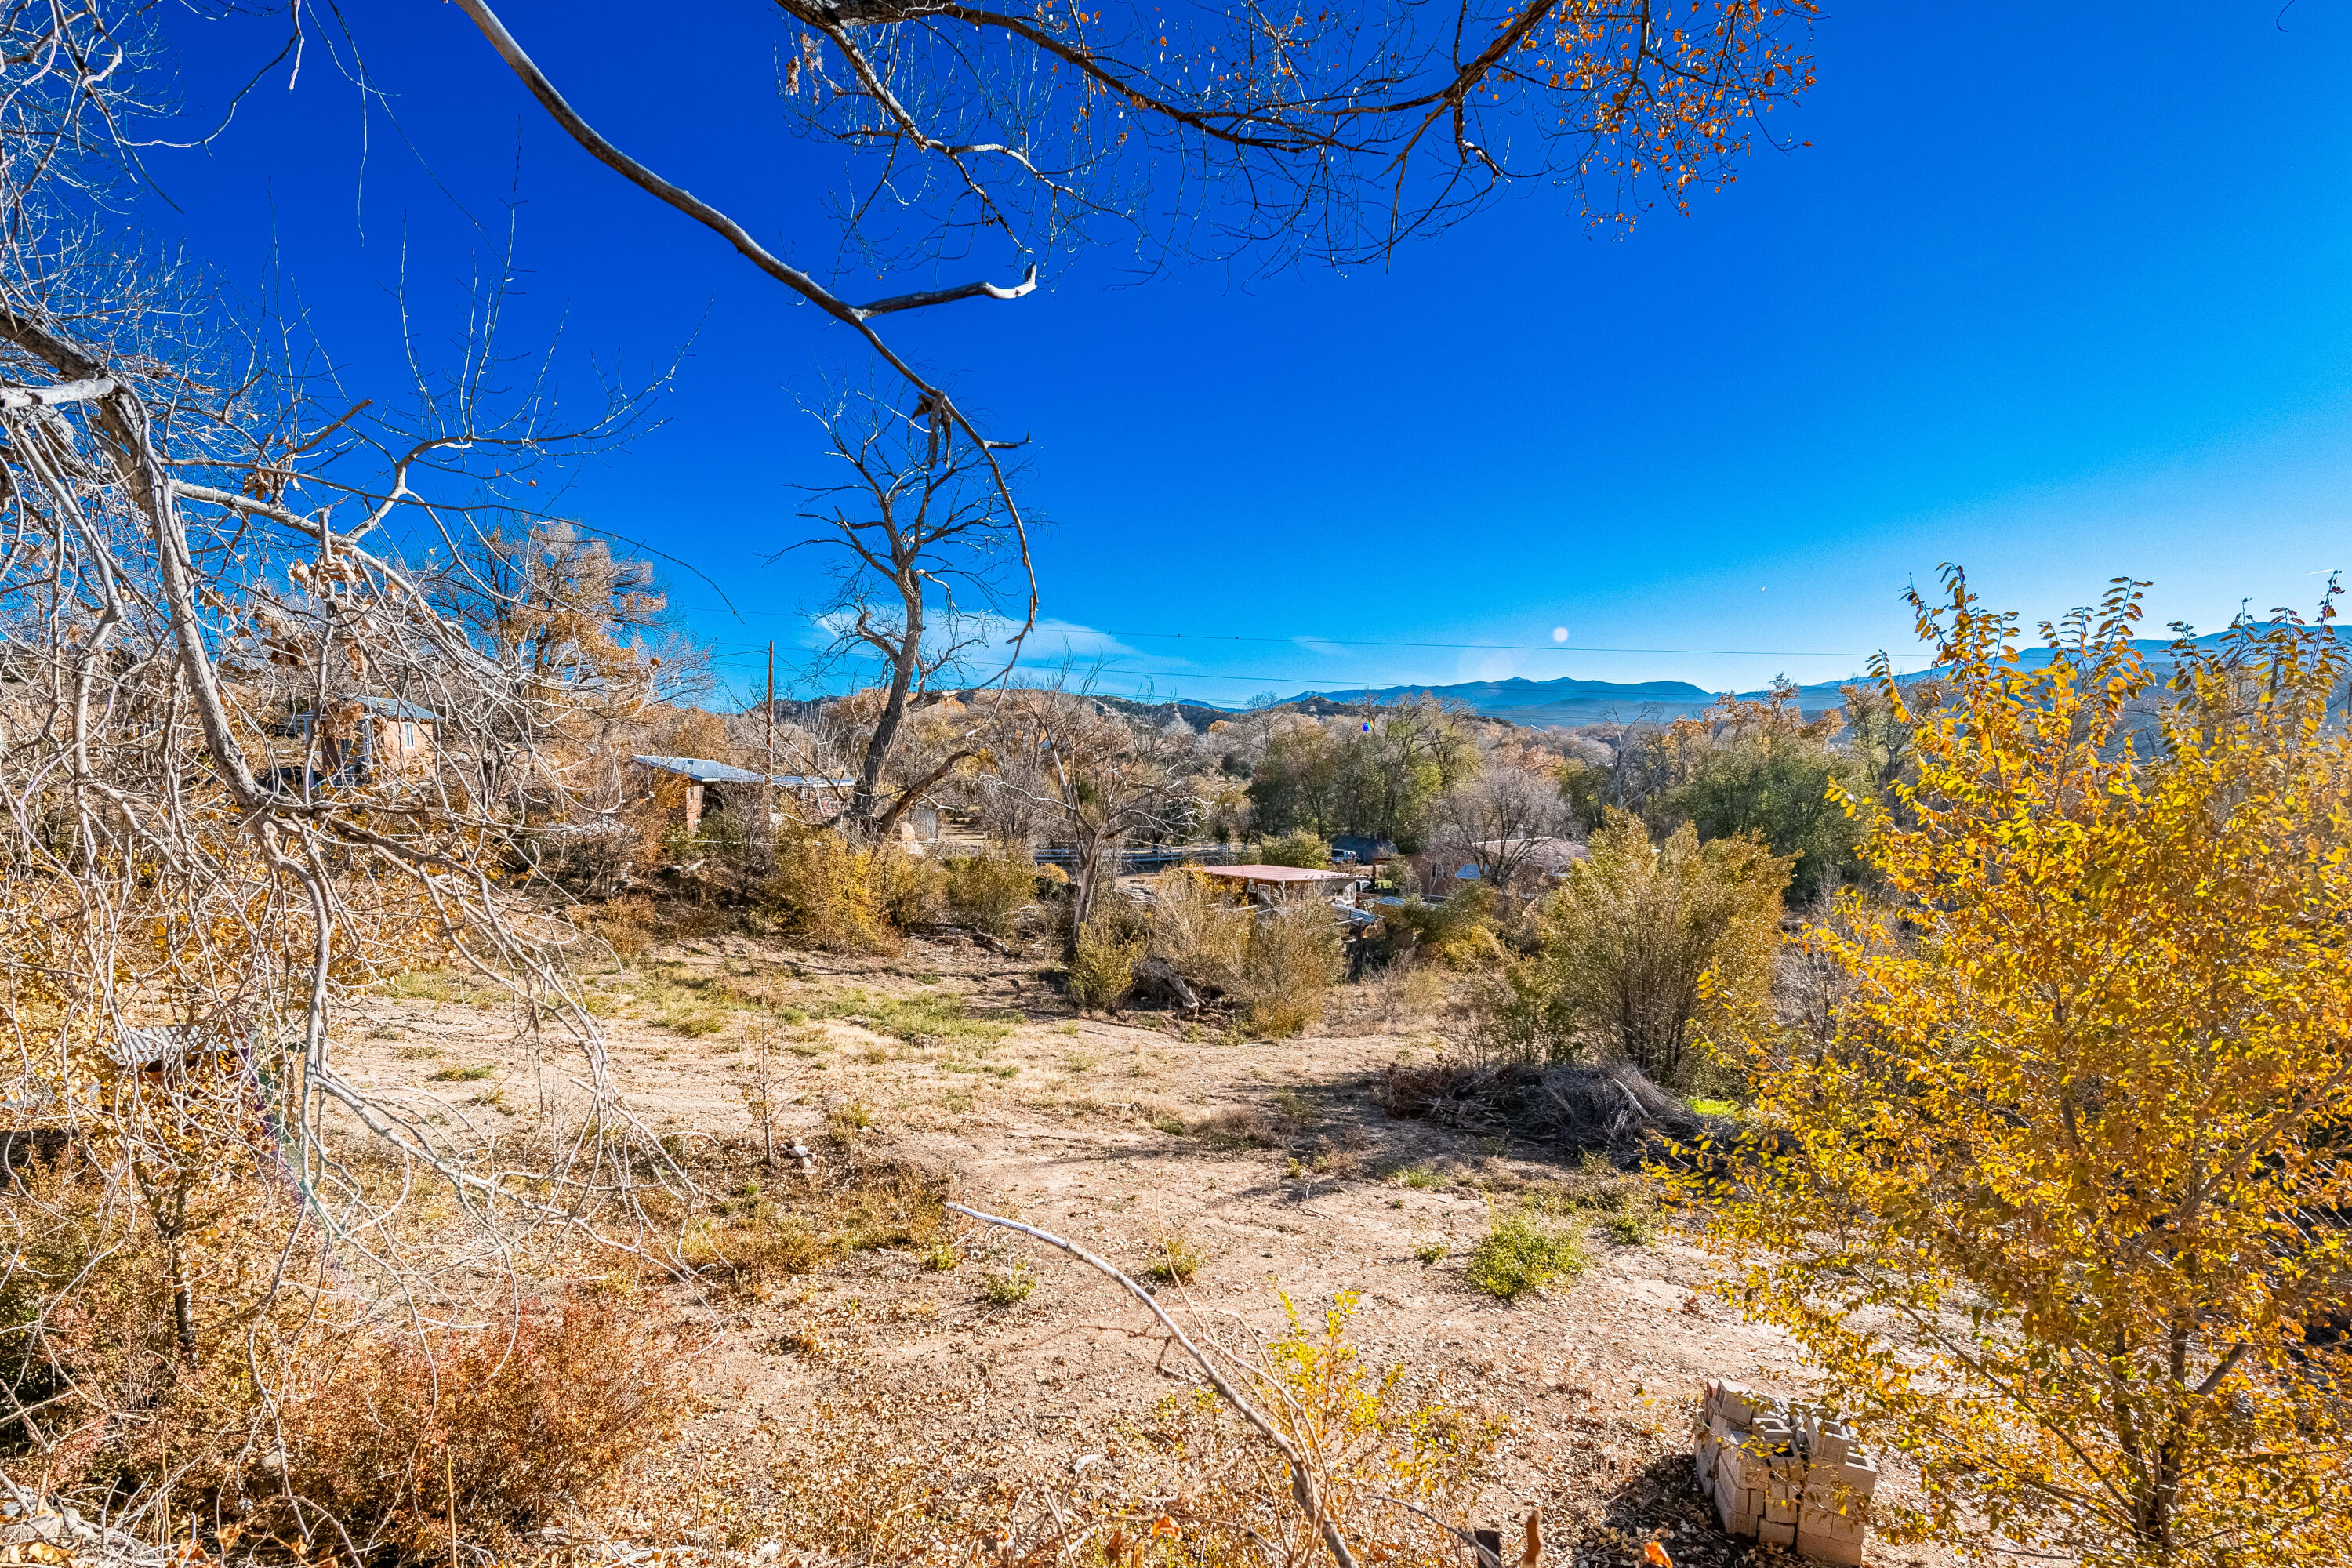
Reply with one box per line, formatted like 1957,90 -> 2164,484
1757,1519 -> 1795,1548
1794,1527 -> 1864,1566
1826,1453 -> 1879,1501
1811,1424 -> 1852,1468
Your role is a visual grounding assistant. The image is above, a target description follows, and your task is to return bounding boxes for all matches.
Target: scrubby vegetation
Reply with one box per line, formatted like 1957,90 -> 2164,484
1465,1207 -> 1589,1300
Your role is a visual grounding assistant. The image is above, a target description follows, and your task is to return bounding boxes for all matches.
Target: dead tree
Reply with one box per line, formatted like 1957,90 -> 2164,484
793,390 -> 1017,838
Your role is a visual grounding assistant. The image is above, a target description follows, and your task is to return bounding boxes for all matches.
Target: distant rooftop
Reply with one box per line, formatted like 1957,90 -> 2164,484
289,695 -> 437,727
1200,863 -> 1354,884
633,755 -> 853,789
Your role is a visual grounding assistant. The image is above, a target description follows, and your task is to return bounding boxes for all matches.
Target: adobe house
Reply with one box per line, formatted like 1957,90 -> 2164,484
287,695 -> 437,784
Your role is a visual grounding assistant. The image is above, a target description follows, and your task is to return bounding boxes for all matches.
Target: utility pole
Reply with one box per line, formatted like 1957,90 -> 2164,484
764,641 -> 775,841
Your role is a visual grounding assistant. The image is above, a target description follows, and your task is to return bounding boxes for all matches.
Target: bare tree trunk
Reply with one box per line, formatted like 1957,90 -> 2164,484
848,583 -> 922,833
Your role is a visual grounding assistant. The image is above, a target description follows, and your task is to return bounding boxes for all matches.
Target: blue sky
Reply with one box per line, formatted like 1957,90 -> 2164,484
138,2 -> 2352,710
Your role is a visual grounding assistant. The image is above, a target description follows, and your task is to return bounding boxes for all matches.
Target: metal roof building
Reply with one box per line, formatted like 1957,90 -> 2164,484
631,755 -> 851,789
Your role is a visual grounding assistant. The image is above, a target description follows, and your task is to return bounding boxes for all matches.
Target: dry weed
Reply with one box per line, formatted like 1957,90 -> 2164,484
1069,920 -> 1142,1013
1236,904 -> 1342,1038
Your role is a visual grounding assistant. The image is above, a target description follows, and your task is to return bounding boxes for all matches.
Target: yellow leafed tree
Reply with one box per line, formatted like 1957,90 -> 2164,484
1700,570 -> 2352,1566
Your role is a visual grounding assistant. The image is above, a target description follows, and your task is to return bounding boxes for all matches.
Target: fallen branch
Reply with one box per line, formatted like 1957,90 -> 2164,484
946,1203 -> 1359,1568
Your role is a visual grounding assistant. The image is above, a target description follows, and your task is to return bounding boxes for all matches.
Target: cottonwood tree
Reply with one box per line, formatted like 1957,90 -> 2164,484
1434,765 -> 1568,890
0,4 -> 689,1527
1661,679 -> 1863,899
1705,572 -> 2352,1566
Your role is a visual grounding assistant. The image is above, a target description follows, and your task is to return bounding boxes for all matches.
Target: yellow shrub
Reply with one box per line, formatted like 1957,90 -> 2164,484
942,849 -> 1036,936
756,829 -> 952,951
1069,919 -> 1142,1012
869,845 -> 944,930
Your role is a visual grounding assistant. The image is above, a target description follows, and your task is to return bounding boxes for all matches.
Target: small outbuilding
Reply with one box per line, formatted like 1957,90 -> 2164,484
1198,863 -> 1357,905
631,756 -> 853,833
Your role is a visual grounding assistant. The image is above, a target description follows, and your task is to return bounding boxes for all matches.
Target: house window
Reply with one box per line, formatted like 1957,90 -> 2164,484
402,722 -> 417,748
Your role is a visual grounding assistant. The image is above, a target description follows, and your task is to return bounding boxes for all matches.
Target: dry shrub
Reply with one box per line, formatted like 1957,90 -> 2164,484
1189,1105 -> 1279,1149
1149,869 -> 1250,992
579,892 -> 658,960
2,1161 -> 691,1564
262,1290 -> 696,1561
1236,904 -> 1341,1038
942,849 -> 1036,936
763,829 -> 948,953
1068,919 -> 1142,1013
872,846 -> 945,930
1366,953 -> 1448,1029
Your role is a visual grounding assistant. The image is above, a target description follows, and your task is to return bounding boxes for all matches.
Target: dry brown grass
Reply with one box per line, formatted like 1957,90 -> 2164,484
630,1287 -> 1501,1567
676,1145 -> 953,1301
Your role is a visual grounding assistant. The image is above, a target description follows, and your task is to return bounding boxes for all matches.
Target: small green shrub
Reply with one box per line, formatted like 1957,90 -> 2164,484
1254,829 -> 1333,869
1415,1239 -> 1449,1265
1147,1232 -> 1203,1285
1602,1207 -> 1659,1246
984,1264 -> 1036,1305
1393,1163 -> 1444,1190
1465,1209 -> 1588,1300
430,1064 -> 495,1082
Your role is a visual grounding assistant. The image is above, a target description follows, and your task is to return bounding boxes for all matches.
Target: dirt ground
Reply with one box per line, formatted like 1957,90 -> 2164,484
347,931 -> 1959,1568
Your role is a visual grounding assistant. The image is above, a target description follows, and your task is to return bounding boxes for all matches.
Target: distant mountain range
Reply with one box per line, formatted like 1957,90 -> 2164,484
1271,626 -> 2335,728
1272,674 -> 1857,726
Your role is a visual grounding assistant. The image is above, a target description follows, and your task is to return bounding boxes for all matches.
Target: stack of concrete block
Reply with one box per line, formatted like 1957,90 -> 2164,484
1692,1379 -> 1877,1566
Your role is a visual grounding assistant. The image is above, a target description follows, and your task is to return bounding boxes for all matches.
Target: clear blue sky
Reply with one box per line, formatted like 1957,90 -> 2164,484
137,2 -> 2352,710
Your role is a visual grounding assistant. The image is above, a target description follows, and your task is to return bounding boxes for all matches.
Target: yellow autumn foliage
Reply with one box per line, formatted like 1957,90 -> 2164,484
1700,572 -> 2352,1566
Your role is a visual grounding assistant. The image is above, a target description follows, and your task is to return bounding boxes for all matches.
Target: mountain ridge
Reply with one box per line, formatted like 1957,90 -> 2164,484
1264,626 -> 2328,727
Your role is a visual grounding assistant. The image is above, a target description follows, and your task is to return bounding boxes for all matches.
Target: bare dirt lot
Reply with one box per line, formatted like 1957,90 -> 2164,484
347,931 -> 1956,1568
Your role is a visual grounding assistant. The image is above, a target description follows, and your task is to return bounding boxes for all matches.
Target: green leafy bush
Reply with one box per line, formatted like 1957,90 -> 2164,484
1465,1208 -> 1588,1299
1253,828 -> 1334,869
